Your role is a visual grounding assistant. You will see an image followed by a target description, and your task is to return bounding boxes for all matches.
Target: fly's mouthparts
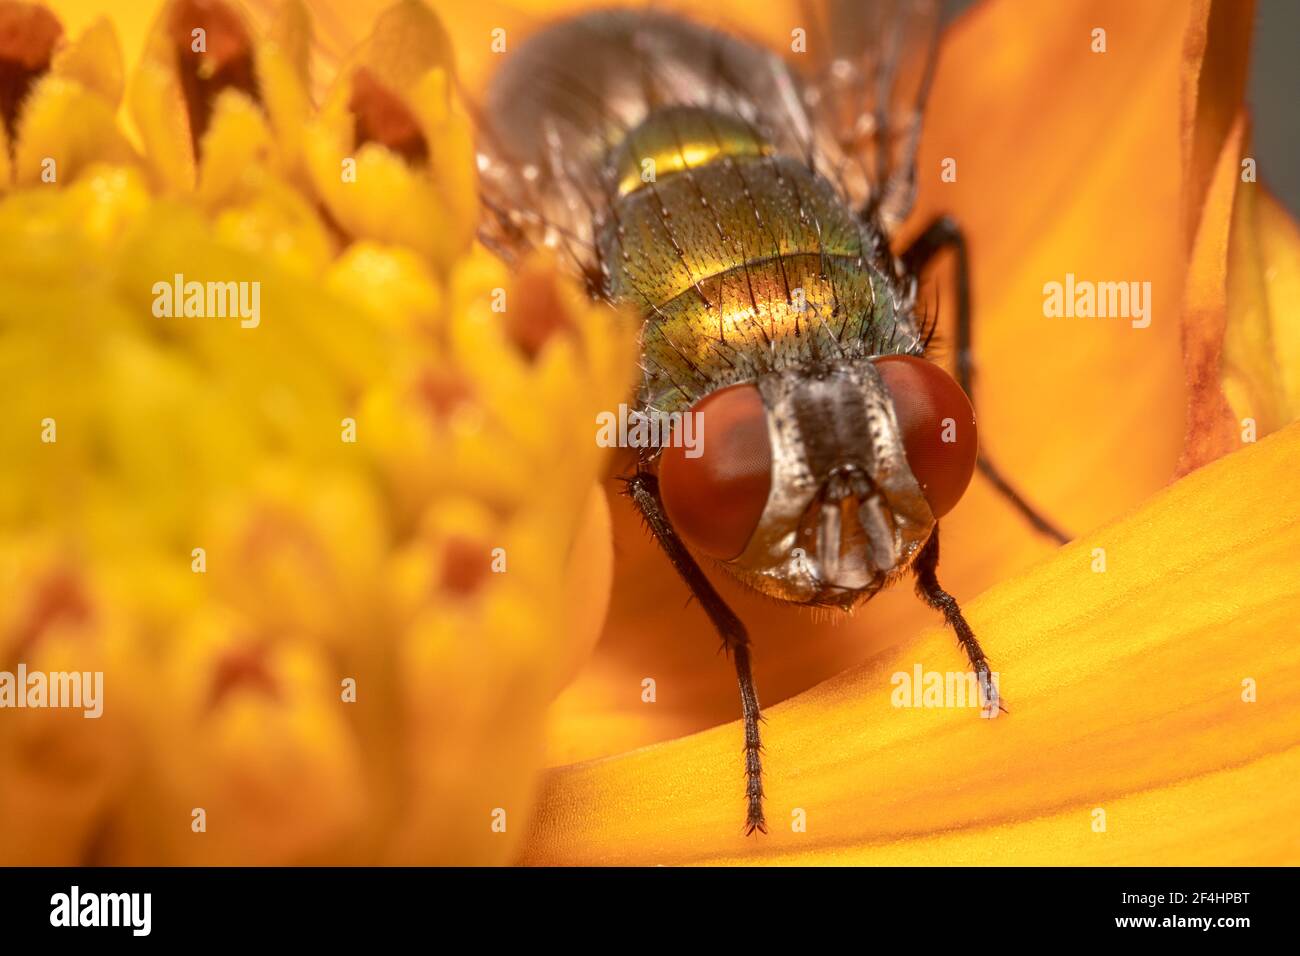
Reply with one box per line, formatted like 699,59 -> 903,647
810,585 -> 865,612
808,465 -> 899,593
815,497 -> 842,584
860,496 -> 900,572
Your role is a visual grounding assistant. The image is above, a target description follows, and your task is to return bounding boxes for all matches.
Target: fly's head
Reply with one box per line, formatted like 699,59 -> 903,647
657,357 -> 978,610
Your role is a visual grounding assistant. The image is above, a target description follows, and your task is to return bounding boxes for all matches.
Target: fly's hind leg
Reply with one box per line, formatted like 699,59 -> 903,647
902,215 -> 1070,545
625,470 -> 767,835
913,526 -> 1004,717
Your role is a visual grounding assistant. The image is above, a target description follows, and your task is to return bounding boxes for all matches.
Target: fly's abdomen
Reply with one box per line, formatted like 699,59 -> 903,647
596,107 -> 897,412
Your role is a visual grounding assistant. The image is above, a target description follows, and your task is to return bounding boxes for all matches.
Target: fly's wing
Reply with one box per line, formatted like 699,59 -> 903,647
790,0 -> 942,230
474,3 -> 940,285
473,8 -> 820,287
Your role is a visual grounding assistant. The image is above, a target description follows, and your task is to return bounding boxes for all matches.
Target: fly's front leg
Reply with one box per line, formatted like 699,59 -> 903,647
913,526 -> 1005,717
902,215 -> 1070,545
625,470 -> 767,834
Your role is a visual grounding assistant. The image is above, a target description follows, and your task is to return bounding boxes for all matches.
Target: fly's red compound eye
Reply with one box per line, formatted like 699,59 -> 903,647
873,355 -> 978,518
658,383 -> 772,561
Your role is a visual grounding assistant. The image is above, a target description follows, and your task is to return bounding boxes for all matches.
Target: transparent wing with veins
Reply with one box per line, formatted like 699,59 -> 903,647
472,0 -> 942,281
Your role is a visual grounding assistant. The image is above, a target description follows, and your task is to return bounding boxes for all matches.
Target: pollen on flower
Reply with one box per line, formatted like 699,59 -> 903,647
168,0 -> 259,157
504,263 -> 577,361
240,509 -> 326,576
0,0 -> 63,143
9,567 -> 92,661
207,643 -> 280,711
440,535 -> 493,597
413,366 -> 475,423
349,67 -> 428,164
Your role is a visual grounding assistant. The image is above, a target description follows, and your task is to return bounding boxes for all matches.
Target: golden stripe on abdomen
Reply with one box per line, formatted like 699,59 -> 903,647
600,152 -> 864,310
638,251 -> 891,411
597,109 -> 897,412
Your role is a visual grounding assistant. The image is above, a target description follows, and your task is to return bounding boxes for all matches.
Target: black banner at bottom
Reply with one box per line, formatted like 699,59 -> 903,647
0,867 -> 1289,942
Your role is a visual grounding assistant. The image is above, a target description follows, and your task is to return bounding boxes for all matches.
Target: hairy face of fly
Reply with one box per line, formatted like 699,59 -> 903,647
657,358 -> 979,610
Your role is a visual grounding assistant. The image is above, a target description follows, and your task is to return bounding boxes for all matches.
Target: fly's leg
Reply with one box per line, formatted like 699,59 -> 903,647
625,470 -> 767,834
902,215 -> 1070,545
913,526 -> 1004,717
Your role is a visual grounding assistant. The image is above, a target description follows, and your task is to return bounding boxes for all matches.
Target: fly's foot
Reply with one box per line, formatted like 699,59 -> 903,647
976,661 -> 1006,719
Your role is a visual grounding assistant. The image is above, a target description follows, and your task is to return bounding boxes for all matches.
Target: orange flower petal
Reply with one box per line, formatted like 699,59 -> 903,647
1178,111 -> 1247,472
1178,110 -> 1300,474
1180,0 -> 1254,250
521,421 -> 1300,865
1173,0 -> 1300,478
1227,188 -> 1300,427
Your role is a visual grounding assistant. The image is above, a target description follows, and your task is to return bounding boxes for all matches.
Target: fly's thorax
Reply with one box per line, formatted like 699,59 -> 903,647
594,107 -> 915,414
728,359 -> 935,608
633,251 -> 900,414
